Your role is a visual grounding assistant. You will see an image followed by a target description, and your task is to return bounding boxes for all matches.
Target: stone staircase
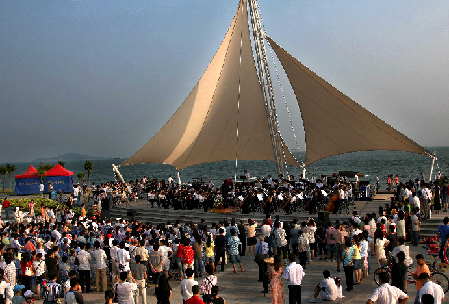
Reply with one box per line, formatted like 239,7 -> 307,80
420,213 -> 449,237
109,199 -> 388,225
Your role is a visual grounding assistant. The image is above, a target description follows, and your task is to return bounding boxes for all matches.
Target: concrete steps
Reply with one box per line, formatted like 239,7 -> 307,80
109,200 -> 389,225
420,215 -> 448,237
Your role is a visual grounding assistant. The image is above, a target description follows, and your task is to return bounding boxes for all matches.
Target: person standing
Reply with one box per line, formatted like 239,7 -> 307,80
352,237 -> 362,285
131,255 -> 147,304
45,250 -> 59,282
117,241 -> 131,277
411,209 -> 421,246
92,241 -> 108,293
77,242 -> 92,293
227,230 -> 244,273
149,244 -> 163,285
438,217 -> 449,261
282,254 -> 305,304
297,231 -> 309,269
325,224 -> 338,261
214,229 -> 226,272
28,200 -> 35,217
238,220 -> 247,257
180,268 -> 198,304
155,272 -> 172,304
336,224 -> 348,272
270,256 -> 284,304
193,236 -> 205,278
246,219 -> 258,257
412,254 -> 431,293
396,213 -> 406,240
391,251 -> 408,293
180,240 -> 195,275
199,264 -> 217,303
114,272 -> 137,304
342,239 -> 355,292
39,182 -> 45,197
255,236 -> 269,294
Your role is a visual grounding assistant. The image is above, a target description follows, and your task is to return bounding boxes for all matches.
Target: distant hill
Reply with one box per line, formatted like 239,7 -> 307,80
34,153 -> 108,162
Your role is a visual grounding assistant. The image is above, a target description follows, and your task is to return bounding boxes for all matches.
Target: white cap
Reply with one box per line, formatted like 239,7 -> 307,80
24,290 -> 34,298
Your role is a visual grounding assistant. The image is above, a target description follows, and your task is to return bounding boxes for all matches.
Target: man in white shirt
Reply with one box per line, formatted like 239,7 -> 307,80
180,268 -> 198,302
416,273 -> 445,304
410,193 -> 421,211
313,270 -> 339,301
91,241 -> 108,292
367,271 -> 408,304
40,183 -> 45,196
117,242 -> 131,273
77,243 -> 92,293
110,240 -> 120,277
411,210 -> 421,246
73,185 -> 80,199
282,255 -> 305,304
391,238 -> 413,267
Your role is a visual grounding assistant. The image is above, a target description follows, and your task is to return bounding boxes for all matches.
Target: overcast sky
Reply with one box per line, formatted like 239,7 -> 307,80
1,0 -> 448,163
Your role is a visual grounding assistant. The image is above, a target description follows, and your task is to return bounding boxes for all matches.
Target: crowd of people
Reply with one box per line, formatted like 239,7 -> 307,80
0,172 -> 447,304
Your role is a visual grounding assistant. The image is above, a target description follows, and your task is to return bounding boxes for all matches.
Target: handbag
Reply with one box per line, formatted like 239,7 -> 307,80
25,266 -> 34,276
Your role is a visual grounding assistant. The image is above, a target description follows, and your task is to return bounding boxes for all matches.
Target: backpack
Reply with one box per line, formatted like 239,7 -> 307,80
44,282 -> 63,303
64,291 -> 79,304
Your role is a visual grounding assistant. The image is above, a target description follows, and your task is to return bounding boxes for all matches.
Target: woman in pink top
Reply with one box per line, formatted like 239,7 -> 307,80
336,224 -> 348,272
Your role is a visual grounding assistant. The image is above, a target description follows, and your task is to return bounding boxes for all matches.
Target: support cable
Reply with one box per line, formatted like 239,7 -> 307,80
247,0 -> 288,176
235,32 -> 243,183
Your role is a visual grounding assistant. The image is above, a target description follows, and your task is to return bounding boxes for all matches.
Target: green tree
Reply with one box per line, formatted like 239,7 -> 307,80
76,172 -> 85,183
0,166 -> 6,192
37,163 -> 52,182
84,160 -> 93,183
57,160 -> 65,167
5,164 -> 15,192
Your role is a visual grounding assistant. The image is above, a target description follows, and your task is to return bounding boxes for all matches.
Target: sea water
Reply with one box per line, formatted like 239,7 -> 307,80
9,147 -> 449,186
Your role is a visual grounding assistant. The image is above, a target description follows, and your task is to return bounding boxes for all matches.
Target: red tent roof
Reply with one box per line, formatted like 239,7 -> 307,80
15,165 -> 39,179
44,164 -> 74,177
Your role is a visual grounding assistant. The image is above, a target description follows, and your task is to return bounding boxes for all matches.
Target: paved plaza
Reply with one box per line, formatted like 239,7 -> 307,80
33,244 -> 447,304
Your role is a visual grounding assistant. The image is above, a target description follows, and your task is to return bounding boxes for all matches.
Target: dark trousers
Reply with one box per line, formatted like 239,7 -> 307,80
239,239 -> 247,256
288,285 -> 301,304
298,252 -> 307,269
343,265 -> 354,291
411,231 -> 419,246
21,275 -> 32,291
215,251 -> 226,272
259,262 -> 268,293
79,270 -> 91,293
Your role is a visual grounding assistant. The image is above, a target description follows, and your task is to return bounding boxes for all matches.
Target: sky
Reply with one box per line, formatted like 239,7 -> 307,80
1,0 -> 448,163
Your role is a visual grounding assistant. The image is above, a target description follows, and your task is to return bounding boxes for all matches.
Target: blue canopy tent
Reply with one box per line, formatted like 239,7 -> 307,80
15,165 -> 41,195
44,164 -> 74,193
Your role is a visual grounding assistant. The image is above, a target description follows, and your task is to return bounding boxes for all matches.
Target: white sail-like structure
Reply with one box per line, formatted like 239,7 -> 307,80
124,0 -> 430,172
266,37 -> 428,165
124,0 -> 298,169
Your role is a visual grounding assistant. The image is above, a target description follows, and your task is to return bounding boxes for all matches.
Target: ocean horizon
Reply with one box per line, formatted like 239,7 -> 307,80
5,147 -> 448,187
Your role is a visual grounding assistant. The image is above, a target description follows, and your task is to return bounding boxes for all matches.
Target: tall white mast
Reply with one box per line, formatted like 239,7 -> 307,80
247,0 -> 288,177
